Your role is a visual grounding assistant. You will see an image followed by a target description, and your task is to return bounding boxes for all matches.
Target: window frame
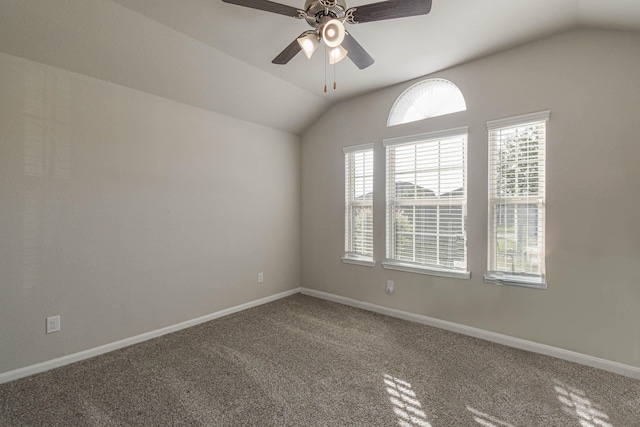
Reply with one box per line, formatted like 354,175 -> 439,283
383,127 -> 470,279
342,143 -> 375,267
387,78 -> 467,127
484,111 -> 550,289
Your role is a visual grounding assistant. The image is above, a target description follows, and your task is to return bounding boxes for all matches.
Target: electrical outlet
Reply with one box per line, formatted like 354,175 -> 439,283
386,280 -> 394,295
46,315 -> 61,334
257,272 -> 264,283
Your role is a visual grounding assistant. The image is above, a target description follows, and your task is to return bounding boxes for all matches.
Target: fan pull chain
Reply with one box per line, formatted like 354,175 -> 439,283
324,44 -> 327,93
333,63 -> 337,90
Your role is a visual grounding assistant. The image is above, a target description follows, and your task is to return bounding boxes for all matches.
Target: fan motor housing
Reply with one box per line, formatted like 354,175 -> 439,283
304,0 -> 347,27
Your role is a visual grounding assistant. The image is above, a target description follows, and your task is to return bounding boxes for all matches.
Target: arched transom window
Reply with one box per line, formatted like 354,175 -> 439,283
388,79 -> 467,127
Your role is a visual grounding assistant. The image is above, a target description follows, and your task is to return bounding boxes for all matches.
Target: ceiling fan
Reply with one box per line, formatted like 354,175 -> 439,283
221,0 -> 433,70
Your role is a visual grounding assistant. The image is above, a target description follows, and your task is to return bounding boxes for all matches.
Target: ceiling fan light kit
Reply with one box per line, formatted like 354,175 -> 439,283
321,19 -> 346,48
297,33 -> 320,58
328,44 -> 349,64
222,0 -> 432,90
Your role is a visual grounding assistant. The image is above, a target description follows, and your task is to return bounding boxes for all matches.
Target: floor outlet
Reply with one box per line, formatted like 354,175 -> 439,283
386,280 -> 394,295
46,315 -> 61,334
258,272 -> 264,283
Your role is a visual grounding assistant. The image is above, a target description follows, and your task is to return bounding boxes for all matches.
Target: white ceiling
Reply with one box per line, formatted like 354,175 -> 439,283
1,0 -> 639,134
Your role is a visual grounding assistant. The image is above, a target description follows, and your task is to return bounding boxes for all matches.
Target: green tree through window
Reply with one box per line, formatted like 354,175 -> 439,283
488,111 -> 548,285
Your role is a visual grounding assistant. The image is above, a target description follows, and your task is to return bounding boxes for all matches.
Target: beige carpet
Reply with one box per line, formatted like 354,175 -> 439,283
1,294 -> 639,426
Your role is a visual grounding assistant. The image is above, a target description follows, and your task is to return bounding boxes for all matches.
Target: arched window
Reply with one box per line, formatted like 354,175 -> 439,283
388,79 -> 467,127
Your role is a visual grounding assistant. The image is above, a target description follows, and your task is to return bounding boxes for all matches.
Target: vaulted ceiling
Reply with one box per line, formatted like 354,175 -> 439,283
1,0 -> 639,134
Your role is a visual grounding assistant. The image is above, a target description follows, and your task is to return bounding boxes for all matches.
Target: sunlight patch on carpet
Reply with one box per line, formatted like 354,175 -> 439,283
554,380 -> 613,427
466,406 -> 515,427
384,374 -> 431,427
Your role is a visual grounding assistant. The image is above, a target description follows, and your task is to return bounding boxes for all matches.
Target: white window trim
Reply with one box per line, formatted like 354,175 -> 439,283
383,261 -> 470,280
342,255 -> 376,267
486,111 -> 550,130
384,127 -> 469,278
387,78 -> 467,127
483,273 -> 547,289
343,143 -> 375,266
383,126 -> 469,147
485,111 -> 549,289
343,143 -> 374,154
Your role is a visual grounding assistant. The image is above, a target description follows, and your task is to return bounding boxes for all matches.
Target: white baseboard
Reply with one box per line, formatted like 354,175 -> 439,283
0,288 -> 301,385
300,288 -> 640,380
4,287 -> 639,385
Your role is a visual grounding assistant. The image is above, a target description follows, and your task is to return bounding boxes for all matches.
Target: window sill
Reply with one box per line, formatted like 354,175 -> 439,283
342,256 -> 376,267
382,261 -> 470,280
483,273 -> 547,289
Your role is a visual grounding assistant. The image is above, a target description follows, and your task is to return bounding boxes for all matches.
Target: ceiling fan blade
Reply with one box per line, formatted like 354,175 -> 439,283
346,0 -> 432,24
222,0 -> 304,18
342,32 -> 375,69
272,33 -> 306,65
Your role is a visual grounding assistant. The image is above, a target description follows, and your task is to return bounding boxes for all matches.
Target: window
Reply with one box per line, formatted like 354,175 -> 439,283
388,79 -> 467,127
343,144 -> 375,266
486,111 -> 549,288
383,128 -> 469,279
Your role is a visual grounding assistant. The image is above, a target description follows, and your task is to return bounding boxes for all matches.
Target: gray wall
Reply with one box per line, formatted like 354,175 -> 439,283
301,30 -> 640,368
0,52 -> 301,374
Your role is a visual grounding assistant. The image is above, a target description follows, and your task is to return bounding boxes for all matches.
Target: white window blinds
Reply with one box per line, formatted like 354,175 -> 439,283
384,129 -> 468,275
487,111 -> 549,287
344,144 -> 374,262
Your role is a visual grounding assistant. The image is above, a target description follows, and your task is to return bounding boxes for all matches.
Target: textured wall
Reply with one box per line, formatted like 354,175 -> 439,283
301,30 -> 640,368
0,53 -> 301,374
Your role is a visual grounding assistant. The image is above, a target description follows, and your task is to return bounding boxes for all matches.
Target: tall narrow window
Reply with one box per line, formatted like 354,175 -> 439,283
383,128 -> 469,279
343,144 -> 375,266
486,111 -> 549,288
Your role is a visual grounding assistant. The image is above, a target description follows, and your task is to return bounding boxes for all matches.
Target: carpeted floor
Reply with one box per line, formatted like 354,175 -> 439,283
1,294 -> 639,426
